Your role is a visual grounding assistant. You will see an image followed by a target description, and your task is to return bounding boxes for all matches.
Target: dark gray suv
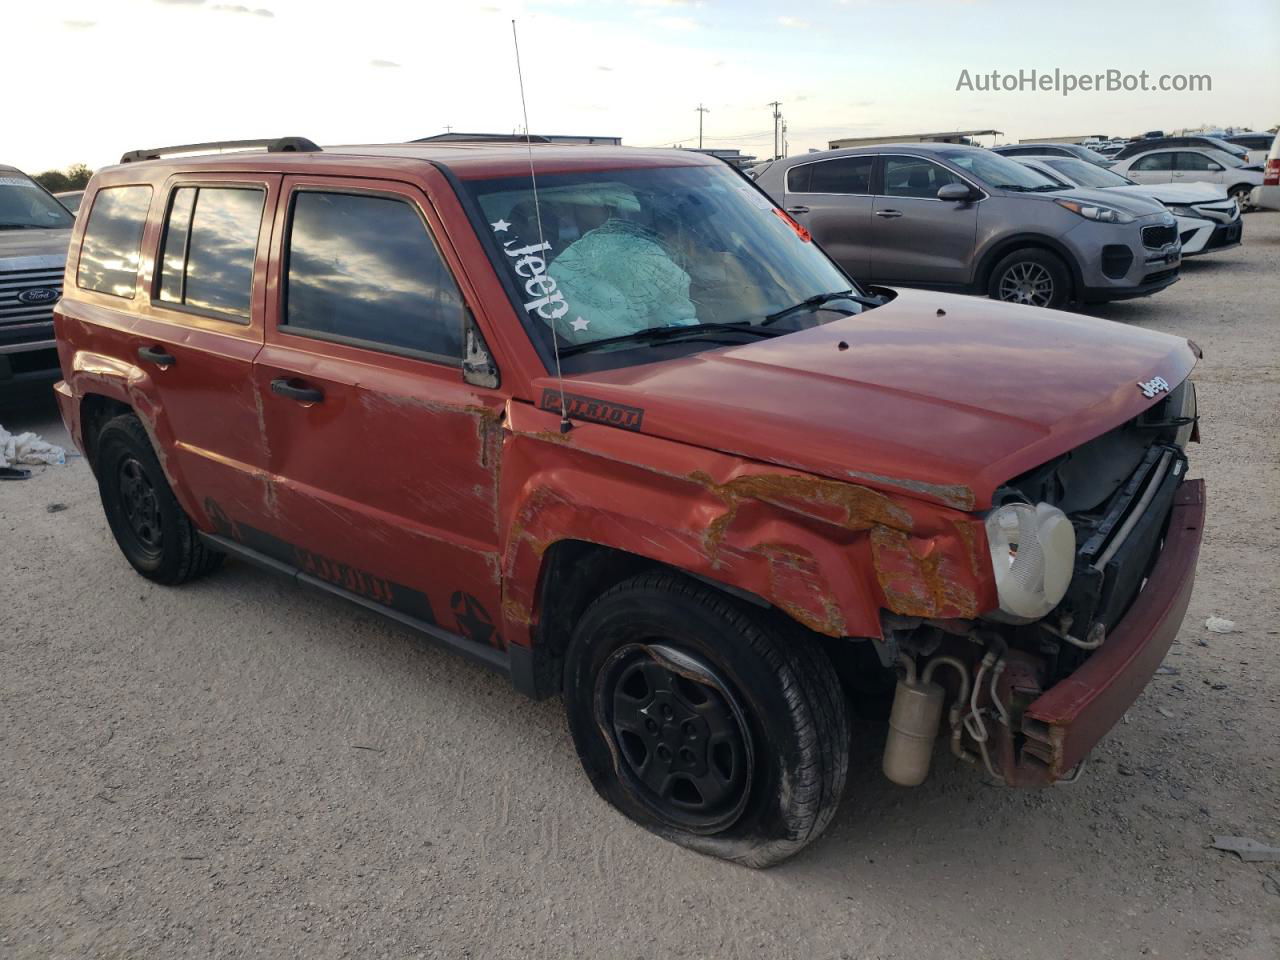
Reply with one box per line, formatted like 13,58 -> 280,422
751,144 -> 1181,309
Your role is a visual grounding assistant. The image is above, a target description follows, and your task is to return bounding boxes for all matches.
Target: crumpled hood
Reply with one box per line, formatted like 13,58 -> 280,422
542,288 -> 1197,511
1107,182 -> 1228,205
0,227 -> 71,267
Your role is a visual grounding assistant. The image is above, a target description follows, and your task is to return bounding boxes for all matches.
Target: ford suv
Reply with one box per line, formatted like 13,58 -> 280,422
2,164 -> 74,403
54,137 -> 1205,867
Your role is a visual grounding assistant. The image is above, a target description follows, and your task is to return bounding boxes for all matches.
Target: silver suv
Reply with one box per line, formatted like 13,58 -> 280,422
751,144 -> 1181,309
1,164 -> 73,402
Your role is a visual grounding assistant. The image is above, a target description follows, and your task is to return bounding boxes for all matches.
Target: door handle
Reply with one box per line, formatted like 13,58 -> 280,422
270,378 -> 324,404
874,209 -> 904,219
137,345 -> 175,366
785,205 -> 810,214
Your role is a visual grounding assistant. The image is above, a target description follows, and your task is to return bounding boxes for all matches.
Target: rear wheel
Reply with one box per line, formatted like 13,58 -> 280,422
96,414 -> 222,585
988,248 -> 1071,309
564,573 -> 849,867
1228,184 -> 1253,213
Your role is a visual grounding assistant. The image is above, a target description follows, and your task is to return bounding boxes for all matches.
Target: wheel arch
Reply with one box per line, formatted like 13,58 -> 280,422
80,393 -> 134,474
516,539 -> 778,699
975,233 -> 1082,297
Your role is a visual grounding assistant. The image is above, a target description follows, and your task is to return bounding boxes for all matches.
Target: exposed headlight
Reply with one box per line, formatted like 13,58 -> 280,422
1165,204 -> 1198,218
985,502 -> 1076,621
1055,198 -> 1135,224
1171,378 -> 1197,447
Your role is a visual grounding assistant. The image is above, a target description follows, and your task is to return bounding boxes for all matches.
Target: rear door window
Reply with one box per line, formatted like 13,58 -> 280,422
803,156 -> 874,194
1131,153 -> 1174,172
283,190 -> 465,361
158,186 -> 264,320
882,157 -> 962,198
77,185 -> 153,298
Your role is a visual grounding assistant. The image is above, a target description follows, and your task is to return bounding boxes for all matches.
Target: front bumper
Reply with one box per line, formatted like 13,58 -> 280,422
0,336 -> 61,402
1068,213 -> 1182,303
1005,479 -> 1205,784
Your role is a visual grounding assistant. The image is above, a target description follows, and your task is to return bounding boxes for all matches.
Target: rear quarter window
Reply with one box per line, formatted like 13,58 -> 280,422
77,185 -> 153,298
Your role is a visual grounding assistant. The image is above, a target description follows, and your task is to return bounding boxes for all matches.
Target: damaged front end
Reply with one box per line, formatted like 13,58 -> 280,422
880,380 -> 1206,787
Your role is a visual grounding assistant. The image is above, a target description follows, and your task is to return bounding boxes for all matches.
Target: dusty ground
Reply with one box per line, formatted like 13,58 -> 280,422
2,214 -> 1278,960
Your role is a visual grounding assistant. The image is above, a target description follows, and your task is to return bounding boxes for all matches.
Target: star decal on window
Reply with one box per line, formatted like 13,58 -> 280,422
570,316 -> 590,332
491,219 -> 511,233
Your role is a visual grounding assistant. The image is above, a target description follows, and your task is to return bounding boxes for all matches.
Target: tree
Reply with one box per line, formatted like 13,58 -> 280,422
33,163 -> 93,193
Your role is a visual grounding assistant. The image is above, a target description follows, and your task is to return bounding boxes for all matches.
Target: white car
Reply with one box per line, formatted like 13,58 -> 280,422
1110,147 -> 1264,212
1249,135 -> 1280,212
1014,156 -> 1242,257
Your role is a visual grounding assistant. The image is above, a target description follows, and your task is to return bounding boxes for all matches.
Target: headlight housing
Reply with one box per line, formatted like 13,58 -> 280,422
1055,198 -> 1135,224
1164,204 -> 1198,218
984,502 -> 1076,621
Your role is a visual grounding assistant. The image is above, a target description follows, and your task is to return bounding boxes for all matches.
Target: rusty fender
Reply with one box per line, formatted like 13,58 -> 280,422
498,402 -> 995,649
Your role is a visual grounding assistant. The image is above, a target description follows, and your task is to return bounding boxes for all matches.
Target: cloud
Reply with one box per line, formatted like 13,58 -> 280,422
63,19 -> 96,29
153,0 -> 207,5
596,65 -> 613,72
212,3 -> 275,15
777,16 -> 809,27
655,15 -> 698,30
370,59 -> 401,68
629,0 -> 700,6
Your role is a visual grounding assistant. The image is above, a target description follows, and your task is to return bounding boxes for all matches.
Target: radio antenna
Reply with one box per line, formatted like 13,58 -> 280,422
512,19 -> 572,434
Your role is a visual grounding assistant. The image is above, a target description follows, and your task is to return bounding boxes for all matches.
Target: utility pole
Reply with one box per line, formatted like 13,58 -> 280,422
696,103 -> 710,150
781,117 -> 788,158
768,101 -> 782,159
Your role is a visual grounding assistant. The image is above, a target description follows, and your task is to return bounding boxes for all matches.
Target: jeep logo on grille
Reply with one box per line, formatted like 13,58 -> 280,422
17,287 -> 58,305
1138,375 -> 1170,399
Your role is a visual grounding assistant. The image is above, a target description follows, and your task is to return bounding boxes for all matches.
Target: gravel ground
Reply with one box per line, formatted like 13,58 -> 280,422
2,214 -> 1278,960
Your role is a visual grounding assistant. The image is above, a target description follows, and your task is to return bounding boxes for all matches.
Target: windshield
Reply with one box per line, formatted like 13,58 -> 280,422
0,172 -> 75,229
936,150 -> 1063,192
1074,145 -> 1114,165
463,163 -> 865,369
1211,150 -> 1245,168
1045,157 -> 1134,188
1204,137 -> 1246,156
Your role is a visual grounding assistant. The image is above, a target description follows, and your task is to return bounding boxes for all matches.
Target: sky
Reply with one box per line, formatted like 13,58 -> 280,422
5,0 -> 1279,174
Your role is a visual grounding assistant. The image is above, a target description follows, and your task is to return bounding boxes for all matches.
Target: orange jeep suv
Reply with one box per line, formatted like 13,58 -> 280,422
54,137 -> 1205,866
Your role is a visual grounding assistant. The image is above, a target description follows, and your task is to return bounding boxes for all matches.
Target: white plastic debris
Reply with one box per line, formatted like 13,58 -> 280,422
0,425 -> 66,469
1205,616 -> 1237,634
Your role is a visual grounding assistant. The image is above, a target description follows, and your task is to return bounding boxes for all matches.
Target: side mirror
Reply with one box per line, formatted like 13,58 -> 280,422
937,182 -> 975,202
461,314 -> 500,389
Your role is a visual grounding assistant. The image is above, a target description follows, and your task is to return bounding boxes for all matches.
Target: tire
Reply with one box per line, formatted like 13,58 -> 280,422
563,572 -> 849,868
1228,184 -> 1253,213
95,413 -> 222,585
987,247 -> 1071,309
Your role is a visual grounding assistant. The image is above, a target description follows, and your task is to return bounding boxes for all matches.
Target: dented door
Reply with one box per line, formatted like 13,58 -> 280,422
247,175 -> 507,650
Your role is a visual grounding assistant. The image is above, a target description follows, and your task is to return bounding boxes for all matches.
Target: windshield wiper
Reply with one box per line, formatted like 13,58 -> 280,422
0,223 -> 41,230
560,321 -> 781,357
762,289 -> 876,326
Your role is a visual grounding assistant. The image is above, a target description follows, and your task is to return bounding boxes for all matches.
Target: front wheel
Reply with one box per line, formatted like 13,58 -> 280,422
988,248 -> 1071,309
563,573 -> 849,867
1228,184 -> 1253,213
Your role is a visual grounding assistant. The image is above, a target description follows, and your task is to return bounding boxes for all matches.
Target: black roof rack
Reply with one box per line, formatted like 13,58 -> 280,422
119,137 -> 321,164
